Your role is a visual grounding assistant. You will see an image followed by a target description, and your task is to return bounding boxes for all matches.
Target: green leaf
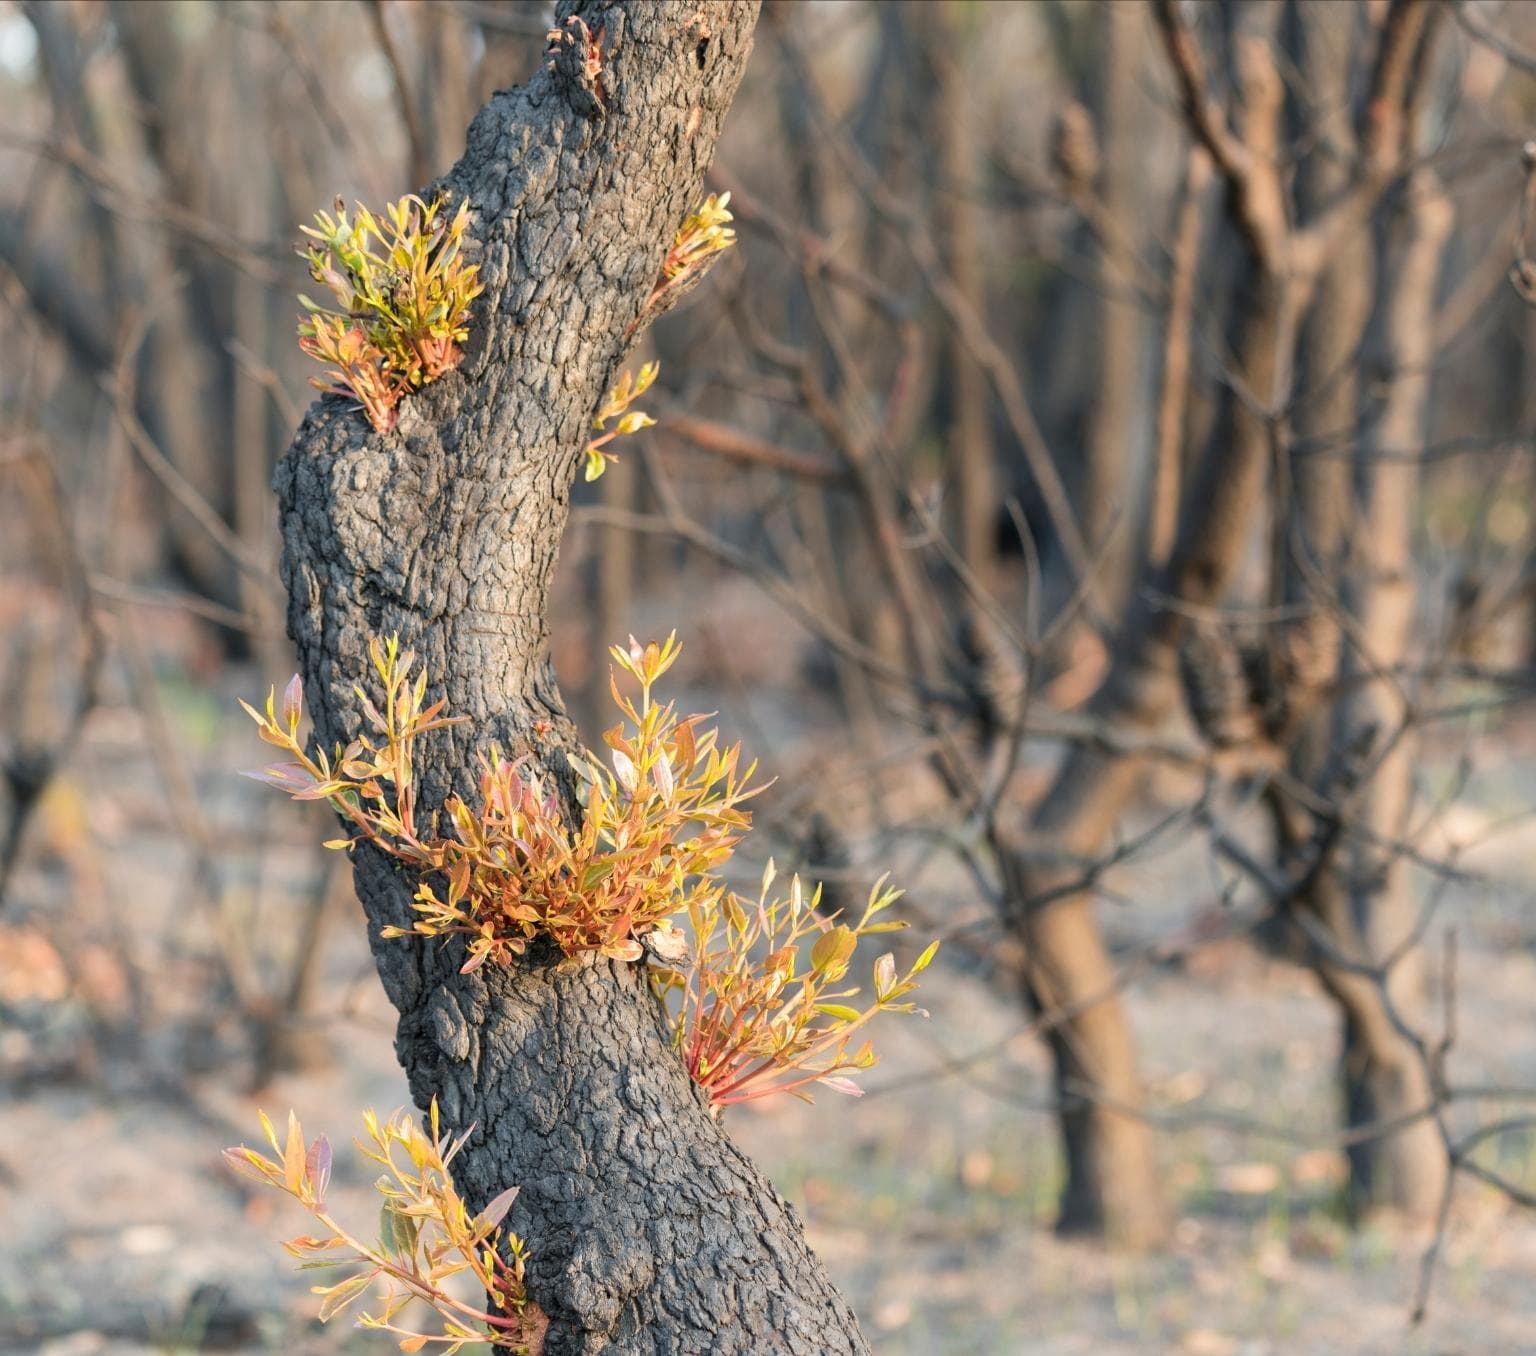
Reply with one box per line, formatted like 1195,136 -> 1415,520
581,858 -> 616,891
615,410 -> 656,436
909,939 -> 940,976
813,1003 -> 863,1022
379,1202 -> 420,1259
810,925 -> 857,976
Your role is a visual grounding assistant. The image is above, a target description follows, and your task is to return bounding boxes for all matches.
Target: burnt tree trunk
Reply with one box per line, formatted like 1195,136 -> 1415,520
273,4 -> 870,1351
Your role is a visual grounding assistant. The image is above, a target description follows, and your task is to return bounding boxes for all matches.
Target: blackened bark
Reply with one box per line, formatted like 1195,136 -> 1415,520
274,4 -> 869,1351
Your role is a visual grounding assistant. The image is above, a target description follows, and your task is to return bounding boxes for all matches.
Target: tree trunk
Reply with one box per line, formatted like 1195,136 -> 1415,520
933,0 -> 996,586
274,5 -> 869,1350
1335,168 -> 1454,1223
1274,0 -> 1451,1225
1000,248 -> 1289,1246
1078,0 -> 1144,606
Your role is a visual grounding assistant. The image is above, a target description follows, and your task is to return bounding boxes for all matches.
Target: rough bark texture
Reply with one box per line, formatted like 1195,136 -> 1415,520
273,5 -> 869,1351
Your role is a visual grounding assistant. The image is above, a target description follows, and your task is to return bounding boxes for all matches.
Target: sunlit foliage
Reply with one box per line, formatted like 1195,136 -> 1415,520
297,194 -> 484,433
224,1101 -> 541,1354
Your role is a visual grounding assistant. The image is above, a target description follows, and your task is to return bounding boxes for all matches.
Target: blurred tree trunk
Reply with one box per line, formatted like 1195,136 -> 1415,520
1145,144 -> 1208,570
1000,4 -> 1310,1247
109,0 -> 237,603
933,1 -> 995,586
1002,253 -> 1284,1245
17,1 -> 238,616
1333,167 -> 1454,1222
1077,0 -> 1143,607
1274,0 -> 1451,1224
275,5 -> 870,1349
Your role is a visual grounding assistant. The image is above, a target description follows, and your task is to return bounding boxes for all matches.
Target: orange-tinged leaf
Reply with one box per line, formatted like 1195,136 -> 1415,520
673,718 -> 697,773
282,673 -> 303,728
284,1110 -> 306,1193
314,1270 -> 372,1322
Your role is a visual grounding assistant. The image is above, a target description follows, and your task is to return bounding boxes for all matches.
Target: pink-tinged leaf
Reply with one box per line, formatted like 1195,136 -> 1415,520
611,748 -> 638,793
873,952 -> 897,1000
653,753 -> 675,801
306,1134 -> 332,1204
818,1076 -> 865,1098
240,763 -> 313,793
473,1184 -> 520,1233
222,1146 -> 274,1185
460,948 -> 489,975
281,674 -> 303,729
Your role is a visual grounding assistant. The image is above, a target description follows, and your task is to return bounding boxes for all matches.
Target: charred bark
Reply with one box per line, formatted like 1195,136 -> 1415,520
274,5 -> 869,1351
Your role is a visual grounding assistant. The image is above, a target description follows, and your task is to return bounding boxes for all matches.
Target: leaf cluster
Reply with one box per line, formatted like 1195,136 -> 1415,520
243,634 -> 759,971
635,193 -> 737,323
584,362 -> 658,482
653,861 -> 938,1108
297,194 -> 484,434
663,192 -> 735,284
242,632 -> 936,1103
223,1101 -> 538,1354
240,635 -> 463,850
